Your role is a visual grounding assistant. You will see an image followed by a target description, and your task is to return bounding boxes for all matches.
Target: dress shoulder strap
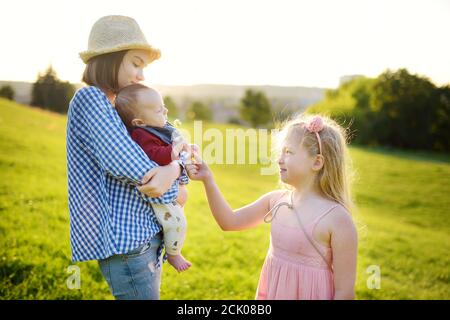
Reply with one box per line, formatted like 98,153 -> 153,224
269,190 -> 289,210
310,204 -> 340,228
264,190 -> 291,223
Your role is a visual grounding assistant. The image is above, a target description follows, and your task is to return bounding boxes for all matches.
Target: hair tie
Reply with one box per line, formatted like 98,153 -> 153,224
306,116 -> 324,155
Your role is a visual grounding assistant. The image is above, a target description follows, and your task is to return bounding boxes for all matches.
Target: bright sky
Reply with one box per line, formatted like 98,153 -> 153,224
1,0 -> 449,88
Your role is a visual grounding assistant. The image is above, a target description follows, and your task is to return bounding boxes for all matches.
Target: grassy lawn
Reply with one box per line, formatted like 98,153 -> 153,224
0,98 -> 449,299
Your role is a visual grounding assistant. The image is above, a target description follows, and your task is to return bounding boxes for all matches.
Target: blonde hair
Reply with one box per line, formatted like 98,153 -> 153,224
276,114 -> 355,212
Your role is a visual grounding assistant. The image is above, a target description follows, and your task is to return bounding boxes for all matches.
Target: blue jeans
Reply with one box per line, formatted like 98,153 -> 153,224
98,232 -> 163,300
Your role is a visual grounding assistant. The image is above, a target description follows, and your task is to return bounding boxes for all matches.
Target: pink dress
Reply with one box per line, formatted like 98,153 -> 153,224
256,195 -> 338,300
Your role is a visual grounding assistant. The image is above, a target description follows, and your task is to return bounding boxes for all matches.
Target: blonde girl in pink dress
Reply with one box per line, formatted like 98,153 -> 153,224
187,114 -> 358,300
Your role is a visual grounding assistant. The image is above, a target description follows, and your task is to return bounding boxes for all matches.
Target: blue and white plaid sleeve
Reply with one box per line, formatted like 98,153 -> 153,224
76,86 -> 178,204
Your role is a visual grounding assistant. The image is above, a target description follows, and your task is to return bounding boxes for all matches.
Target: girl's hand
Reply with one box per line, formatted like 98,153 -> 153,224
186,146 -> 212,182
187,162 -> 212,182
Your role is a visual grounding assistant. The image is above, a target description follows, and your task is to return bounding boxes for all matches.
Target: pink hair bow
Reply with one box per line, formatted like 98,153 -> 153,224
306,116 -> 324,155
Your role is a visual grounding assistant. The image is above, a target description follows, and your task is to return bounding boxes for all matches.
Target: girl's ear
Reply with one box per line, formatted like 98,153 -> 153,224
312,154 -> 324,172
131,118 -> 145,127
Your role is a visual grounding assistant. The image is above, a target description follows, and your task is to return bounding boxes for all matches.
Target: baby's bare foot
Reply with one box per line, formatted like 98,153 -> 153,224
167,254 -> 192,272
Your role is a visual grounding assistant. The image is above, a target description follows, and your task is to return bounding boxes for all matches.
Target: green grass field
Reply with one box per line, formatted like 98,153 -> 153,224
0,97 -> 449,299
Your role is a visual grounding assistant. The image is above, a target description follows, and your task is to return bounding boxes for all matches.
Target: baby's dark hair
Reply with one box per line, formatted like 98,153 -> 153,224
114,83 -> 151,130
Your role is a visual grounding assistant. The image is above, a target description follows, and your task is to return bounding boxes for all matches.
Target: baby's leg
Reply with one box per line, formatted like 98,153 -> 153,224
176,185 -> 188,207
152,203 -> 191,272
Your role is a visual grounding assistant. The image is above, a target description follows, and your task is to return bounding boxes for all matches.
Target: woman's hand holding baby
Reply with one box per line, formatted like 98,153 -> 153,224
137,161 -> 182,197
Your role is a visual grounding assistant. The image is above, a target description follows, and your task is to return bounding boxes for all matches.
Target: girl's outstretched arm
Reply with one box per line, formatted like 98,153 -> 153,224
203,175 -> 280,231
187,151 -> 280,231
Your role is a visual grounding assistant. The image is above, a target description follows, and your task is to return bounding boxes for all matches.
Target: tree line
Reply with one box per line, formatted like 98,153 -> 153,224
1,67 -> 448,152
0,66 -> 273,128
308,69 -> 449,152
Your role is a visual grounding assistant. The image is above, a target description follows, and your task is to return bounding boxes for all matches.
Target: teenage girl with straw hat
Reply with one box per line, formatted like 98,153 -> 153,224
67,15 -> 187,299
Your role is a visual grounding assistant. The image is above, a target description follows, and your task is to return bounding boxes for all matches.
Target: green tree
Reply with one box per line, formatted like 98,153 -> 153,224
187,101 -> 212,121
0,85 -> 15,101
370,69 -> 437,149
31,65 -> 76,114
307,68 -> 450,151
431,85 -> 450,151
308,77 -> 375,117
240,89 -> 272,127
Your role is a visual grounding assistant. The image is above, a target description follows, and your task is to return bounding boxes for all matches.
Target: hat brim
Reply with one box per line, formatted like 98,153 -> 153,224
79,44 -> 161,64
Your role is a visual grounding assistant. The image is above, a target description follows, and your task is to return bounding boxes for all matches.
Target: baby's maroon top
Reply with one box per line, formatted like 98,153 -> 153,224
130,127 -> 173,165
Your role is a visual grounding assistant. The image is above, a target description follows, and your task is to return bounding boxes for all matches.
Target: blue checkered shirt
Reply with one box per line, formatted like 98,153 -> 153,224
66,86 -> 186,264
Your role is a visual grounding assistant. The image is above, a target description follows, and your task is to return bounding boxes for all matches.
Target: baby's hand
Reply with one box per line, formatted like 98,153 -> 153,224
171,136 -> 189,161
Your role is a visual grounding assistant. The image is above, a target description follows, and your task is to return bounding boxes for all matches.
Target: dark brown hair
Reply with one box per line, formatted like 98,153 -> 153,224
115,83 -> 150,131
82,50 -> 129,94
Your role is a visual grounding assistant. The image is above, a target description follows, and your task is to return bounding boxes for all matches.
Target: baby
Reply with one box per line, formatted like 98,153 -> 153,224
115,83 -> 191,272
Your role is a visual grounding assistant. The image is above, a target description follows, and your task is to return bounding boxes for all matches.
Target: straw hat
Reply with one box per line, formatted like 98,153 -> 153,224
79,15 -> 161,64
